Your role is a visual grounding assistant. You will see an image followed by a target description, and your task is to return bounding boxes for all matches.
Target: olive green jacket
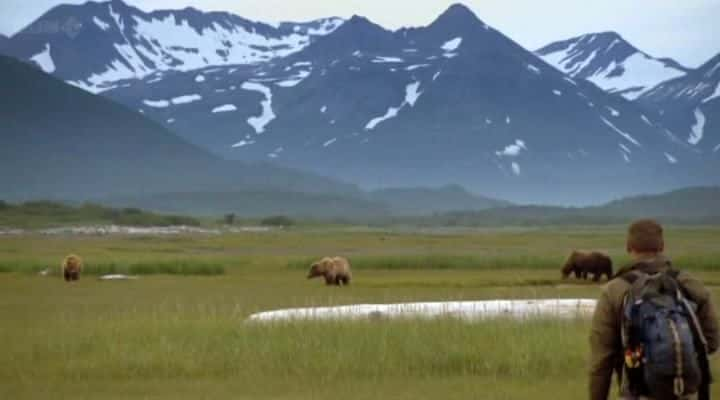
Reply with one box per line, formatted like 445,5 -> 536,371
589,256 -> 719,400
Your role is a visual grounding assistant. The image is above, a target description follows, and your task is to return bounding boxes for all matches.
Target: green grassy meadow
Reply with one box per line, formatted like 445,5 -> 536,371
1,226 -> 719,399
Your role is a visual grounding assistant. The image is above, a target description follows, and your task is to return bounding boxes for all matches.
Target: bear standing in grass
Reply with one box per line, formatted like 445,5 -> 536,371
307,257 -> 352,286
62,254 -> 83,282
561,251 -> 613,281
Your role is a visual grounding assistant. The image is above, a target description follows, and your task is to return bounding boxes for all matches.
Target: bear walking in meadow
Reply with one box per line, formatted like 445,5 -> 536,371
561,251 -> 612,282
307,257 -> 352,286
62,254 -> 83,282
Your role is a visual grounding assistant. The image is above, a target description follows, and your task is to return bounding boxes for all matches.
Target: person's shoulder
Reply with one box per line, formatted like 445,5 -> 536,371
675,270 -> 711,302
598,276 -> 632,306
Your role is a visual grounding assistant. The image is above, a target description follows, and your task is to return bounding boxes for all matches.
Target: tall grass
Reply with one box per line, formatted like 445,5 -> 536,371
0,308 -> 590,383
288,254 -> 720,272
288,255 -> 564,271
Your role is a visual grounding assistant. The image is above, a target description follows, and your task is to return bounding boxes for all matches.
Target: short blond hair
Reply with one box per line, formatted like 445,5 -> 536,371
627,219 -> 664,253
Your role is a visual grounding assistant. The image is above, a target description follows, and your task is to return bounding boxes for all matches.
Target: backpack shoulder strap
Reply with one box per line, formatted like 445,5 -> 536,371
620,270 -> 643,285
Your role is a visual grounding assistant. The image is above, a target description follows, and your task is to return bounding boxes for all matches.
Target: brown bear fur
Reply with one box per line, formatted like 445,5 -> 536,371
307,257 -> 352,286
62,254 -> 83,282
561,251 -> 613,282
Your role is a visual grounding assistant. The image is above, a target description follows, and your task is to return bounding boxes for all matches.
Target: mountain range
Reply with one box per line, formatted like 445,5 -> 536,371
1,0 -> 719,206
638,54 -> 720,154
0,54 -> 360,203
405,187 -> 720,227
1,0 -> 342,93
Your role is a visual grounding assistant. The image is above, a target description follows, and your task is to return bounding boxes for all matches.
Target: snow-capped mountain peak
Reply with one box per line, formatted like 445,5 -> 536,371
536,32 -> 688,100
3,0 -> 343,93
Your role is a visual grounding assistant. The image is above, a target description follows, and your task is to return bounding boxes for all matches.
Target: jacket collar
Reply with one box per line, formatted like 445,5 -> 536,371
614,254 -> 672,278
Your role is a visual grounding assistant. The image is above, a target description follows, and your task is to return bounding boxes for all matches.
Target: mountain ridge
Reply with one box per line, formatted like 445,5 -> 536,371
2,0 -> 344,92
0,54 -> 361,203
100,3 -> 713,204
536,32 -> 688,100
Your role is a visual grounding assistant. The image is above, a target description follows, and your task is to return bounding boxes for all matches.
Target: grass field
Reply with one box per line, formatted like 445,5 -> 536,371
1,226 -> 719,399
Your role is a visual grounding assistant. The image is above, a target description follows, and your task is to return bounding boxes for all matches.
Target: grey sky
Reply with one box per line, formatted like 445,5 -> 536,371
1,0 -> 718,67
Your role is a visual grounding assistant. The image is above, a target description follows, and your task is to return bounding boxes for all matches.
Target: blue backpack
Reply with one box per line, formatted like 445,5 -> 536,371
621,269 -> 707,400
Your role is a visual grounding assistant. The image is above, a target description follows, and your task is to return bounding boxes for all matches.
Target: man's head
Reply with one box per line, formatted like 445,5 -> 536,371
626,219 -> 664,258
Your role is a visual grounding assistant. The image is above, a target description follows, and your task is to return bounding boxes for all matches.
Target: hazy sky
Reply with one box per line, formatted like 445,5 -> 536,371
1,0 -> 718,67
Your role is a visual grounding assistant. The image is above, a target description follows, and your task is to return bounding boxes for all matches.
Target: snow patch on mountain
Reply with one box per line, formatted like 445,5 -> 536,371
714,144 -> 720,153
689,108 -> 705,145
321,105 -> 327,113
39,5 -> 342,93
232,140 -> 255,148
242,82 -> 276,134
365,106 -> 401,131
620,150 -> 631,163
405,82 -> 422,106
600,117 -> 641,147
30,43 -> 55,73
441,37 -> 463,52
664,153 -> 678,164
527,64 -> 540,74
171,94 -> 202,105
365,81 -> 422,130
195,75 -> 206,83
496,140 -> 527,157
586,53 -> 686,99
511,162 -> 521,176
606,107 -> 620,117
143,99 -> 170,108
323,138 -> 337,147
618,144 -> 632,163
373,56 -> 404,63
553,90 -> 562,96
276,70 -> 311,87
406,64 -> 430,71
93,16 -> 111,31
538,34 -> 687,100
703,83 -> 720,104
212,104 -> 237,113
130,13 -> 308,72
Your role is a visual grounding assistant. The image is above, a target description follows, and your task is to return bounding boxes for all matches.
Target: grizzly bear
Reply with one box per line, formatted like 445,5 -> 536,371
307,257 -> 352,286
62,254 -> 83,282
561,251 -> 613,282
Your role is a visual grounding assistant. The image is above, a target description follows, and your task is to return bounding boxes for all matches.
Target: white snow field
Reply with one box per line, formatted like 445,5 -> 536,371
539,41 -> 686,100
67,4 -> 342,93
496,140 -> 527,157
689,108 -> 706,145
441,37 -> 463,52
30,43 -> 56,73
212,104 -> 237,113
247,299 -> 597,322
241,82 -> 276,134
365,82 -> 422,130
600,117 -> 641,147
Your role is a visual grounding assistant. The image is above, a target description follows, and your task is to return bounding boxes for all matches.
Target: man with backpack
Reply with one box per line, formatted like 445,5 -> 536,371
590,219 -> 718,399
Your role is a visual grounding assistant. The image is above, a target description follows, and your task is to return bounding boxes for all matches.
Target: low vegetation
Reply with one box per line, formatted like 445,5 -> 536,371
0,200 -> 200,228
1,226 -> 718,399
